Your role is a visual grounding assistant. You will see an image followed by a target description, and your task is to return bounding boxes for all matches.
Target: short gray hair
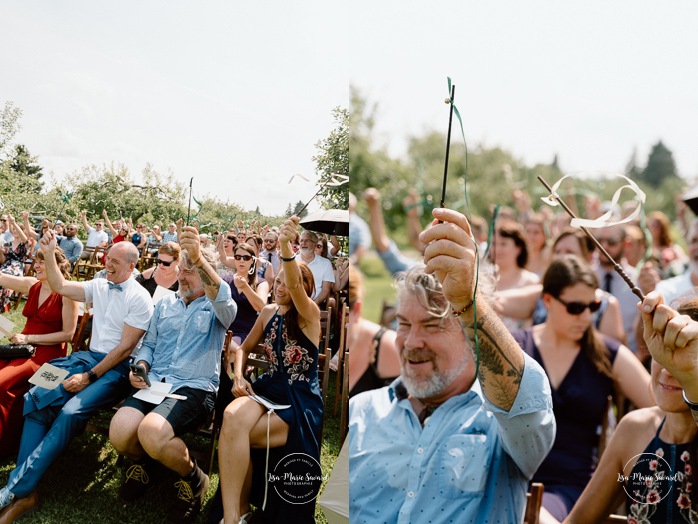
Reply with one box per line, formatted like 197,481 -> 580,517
395,266 -> 450,319
395,263 -> 494,318
181,247 -> 218,268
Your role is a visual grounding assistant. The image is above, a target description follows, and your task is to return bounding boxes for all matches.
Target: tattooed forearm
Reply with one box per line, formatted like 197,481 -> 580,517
195,260 -> 221,300
461,307 -> 525,411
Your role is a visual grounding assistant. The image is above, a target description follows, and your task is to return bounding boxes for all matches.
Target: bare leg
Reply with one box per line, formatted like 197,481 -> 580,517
138,413 -> 193,477
109,407 -> 146,460
218,398 -> 288,524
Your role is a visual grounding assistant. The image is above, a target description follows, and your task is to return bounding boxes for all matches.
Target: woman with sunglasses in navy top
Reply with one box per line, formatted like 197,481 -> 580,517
135,242 -> 180,299
512,254 -> 653,523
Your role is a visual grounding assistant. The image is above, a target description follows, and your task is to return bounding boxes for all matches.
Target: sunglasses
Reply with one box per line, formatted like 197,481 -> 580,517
598,238 -> 622,247
234,255 -> 253,261
552,295 -> 602,315
156,258 -> 174,267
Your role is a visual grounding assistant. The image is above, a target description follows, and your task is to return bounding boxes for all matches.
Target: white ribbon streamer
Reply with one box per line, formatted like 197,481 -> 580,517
540,173 -> 646,229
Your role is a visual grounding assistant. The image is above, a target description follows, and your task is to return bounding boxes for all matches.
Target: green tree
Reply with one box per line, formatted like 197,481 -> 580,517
638,141 -> 679,188
6,144 -> 43,193
313,106 -> 349,210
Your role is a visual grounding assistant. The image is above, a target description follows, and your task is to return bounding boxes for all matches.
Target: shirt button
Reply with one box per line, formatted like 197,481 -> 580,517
407,491 -> 414,498
417,448 -> 423,454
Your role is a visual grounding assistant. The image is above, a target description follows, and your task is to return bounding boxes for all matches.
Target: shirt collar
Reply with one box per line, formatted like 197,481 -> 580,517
388,376 -> 483,404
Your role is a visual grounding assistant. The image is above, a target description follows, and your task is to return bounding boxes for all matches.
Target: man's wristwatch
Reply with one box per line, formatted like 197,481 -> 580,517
87,369 -> 98,383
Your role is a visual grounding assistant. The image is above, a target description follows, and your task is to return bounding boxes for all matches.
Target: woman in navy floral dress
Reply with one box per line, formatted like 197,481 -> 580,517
217,215 -> 322,524
564,298 -> 698,523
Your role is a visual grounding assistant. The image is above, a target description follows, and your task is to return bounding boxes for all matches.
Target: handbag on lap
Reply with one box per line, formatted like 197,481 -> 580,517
0,344 -> 35,359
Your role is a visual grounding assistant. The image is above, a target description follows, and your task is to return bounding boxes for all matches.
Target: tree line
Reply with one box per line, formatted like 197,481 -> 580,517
0,101 -> 348,233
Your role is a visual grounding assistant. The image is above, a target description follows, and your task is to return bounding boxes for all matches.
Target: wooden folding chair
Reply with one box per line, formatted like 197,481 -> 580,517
84,246 -> 107,280
333,302 -> 349,416
70,310 -> 92,354
72,246 -> 95,280
339,349 -> 349,445
524,482 -> 544,524
138,242 -> 160,272
193,330 -> 233,475
319,307 -> 332,353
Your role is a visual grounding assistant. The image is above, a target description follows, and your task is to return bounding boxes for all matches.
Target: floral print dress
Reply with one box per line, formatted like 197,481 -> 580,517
0,241 -> 27,312
626,418 -> 697,523
249,310 -> 323,523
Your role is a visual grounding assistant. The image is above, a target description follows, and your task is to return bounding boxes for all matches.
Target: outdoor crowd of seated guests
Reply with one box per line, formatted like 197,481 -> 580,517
0,208 -> 348,523
348,186 -> 698,523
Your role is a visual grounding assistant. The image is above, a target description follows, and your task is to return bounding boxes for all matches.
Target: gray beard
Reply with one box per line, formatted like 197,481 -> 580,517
401,356 -> 468,400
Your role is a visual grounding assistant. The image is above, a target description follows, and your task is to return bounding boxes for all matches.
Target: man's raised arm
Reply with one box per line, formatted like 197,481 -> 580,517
40,230 -> 86,303
420,207 -> 524,411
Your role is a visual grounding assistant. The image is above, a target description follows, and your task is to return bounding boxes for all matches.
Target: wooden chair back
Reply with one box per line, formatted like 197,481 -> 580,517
138,242 -> 160,272
333,301 -> 349,416
83,246 -> 107,280
72,246 -> 95,280
524,482 -> 544,524
319,307 -> 332,353
339,349 -> 350,445
70,311 -> 92,354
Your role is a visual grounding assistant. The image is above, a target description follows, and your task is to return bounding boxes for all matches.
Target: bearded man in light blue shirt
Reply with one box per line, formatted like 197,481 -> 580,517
349,208 -> 556,524
108,223 -> 237,523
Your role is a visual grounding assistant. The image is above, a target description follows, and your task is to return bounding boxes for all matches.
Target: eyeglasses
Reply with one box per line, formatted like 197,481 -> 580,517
264,239 -> 275,243
156,258 -> 174,267
552,295 -> 602,315
234,255 -> 253,261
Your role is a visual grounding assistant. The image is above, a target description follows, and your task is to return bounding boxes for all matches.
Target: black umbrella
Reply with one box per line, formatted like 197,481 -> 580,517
299,209 -> 349,236
682,186 -> 698,215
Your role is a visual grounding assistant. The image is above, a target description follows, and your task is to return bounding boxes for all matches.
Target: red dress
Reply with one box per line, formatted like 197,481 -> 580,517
0,282 -> 66,456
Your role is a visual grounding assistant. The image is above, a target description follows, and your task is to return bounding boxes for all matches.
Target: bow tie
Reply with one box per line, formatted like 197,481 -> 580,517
108,281 -> 123,292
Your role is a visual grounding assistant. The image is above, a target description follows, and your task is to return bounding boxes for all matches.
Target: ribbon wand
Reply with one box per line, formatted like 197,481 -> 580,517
537,175 -> 644,300
186,178 -> 193,226
293,174 -> 349,217
440,84 -> 456,209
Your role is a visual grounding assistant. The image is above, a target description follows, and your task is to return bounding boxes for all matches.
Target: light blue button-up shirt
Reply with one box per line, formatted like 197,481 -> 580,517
135,283 -> 236,393
349,352 -> 555,524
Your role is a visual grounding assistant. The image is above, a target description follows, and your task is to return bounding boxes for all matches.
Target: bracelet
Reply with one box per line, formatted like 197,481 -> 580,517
683,390 -> 698,410
450,301 -> 473,317
280,255 -> 296,262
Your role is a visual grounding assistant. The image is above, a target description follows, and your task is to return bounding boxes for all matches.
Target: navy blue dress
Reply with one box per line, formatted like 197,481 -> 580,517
249,310 -> 323,523
513,329 -> 619,519
626,418 -> 694,523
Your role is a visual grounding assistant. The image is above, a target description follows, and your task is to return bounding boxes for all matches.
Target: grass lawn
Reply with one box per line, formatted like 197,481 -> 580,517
0,304 -> 342,523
